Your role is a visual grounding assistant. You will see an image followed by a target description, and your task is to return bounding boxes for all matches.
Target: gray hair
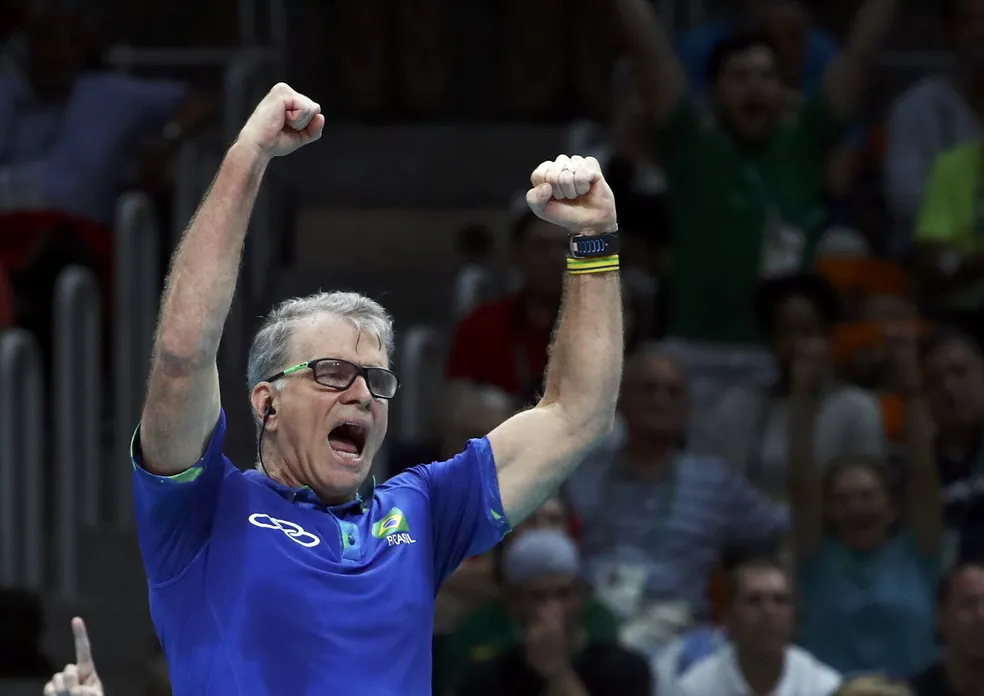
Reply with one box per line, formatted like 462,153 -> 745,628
246,290 -> 395,420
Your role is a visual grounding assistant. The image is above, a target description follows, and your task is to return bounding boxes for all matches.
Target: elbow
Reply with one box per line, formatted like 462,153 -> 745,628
549,402 -> 617,450
153,331 -> 217,377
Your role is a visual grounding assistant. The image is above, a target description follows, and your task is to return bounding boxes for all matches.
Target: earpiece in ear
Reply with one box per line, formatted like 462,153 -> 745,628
264,403 -> 276,417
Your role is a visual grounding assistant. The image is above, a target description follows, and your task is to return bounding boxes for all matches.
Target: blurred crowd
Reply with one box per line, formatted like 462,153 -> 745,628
7,0 -> 984,694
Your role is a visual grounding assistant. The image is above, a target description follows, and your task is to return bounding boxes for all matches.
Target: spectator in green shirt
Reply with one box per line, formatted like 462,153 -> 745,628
435,492 -> 619,695
613,0 -> 897,430
615,0 -> 895,345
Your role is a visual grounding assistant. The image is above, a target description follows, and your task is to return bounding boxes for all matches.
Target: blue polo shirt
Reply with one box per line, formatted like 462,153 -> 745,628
132,410 -> 511,696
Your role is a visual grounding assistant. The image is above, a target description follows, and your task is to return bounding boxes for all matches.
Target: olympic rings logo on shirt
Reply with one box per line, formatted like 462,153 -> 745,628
248,513 -> 321,548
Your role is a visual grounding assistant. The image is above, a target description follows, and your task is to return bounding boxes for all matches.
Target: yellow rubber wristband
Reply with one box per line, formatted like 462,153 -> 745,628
566,254 -> 619,270
568,265 -> 619,275
566,253 -> 619,275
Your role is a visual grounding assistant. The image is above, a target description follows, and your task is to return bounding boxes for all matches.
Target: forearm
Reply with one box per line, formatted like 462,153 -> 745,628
156,142 -> 267,361
491,269 -> 622,523
540,270 -> 623,441
823,0 -> 897,117
141,142 -> 269,473
614,0 -> 685,122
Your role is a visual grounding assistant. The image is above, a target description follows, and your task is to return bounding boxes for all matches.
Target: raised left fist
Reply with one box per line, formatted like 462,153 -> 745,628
526,155 -> 617,235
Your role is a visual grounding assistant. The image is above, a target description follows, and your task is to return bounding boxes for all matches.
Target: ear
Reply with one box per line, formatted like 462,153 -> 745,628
250,383 -> 278,431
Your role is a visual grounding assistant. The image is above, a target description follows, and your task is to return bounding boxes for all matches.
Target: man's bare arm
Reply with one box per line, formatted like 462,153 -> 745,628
140,83 -> 324,476
489,156 -> 622,525
822,0 -> 897,119
614,0 -> 686,124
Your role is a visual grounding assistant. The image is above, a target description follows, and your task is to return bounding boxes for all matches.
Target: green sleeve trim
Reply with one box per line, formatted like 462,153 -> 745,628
130,424 -> 205,483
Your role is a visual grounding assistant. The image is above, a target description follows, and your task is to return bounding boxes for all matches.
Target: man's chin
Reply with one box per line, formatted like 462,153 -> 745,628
313,467 -> 369,506
320,451 -> 370,484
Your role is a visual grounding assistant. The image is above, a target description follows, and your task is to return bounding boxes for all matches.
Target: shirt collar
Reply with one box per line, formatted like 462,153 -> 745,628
243,469 -> 375,513
724,644 -> 792,696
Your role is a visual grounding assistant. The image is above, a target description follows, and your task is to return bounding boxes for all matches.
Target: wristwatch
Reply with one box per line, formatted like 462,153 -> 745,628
568,231 -> 619,259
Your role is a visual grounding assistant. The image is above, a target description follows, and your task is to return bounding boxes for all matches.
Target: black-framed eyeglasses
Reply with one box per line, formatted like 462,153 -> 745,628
262,358 -> 400,399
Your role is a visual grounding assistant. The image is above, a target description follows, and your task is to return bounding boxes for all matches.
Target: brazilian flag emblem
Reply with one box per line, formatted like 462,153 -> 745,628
372,507 -> 410,538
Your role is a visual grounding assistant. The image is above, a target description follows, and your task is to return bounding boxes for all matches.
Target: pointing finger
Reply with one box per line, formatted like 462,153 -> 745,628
72,617 -> 94,677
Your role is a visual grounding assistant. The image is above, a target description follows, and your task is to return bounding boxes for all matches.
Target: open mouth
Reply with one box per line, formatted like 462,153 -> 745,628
328,422 -> 368,459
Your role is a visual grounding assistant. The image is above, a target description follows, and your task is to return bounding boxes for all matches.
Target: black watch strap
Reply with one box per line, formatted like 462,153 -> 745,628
569,231 -> 620,259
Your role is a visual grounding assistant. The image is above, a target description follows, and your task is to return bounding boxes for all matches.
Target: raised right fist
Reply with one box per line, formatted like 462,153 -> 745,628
238,83 -> 325,158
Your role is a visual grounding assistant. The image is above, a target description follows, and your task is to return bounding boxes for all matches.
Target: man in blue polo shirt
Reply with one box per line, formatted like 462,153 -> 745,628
131,83 -> 624,695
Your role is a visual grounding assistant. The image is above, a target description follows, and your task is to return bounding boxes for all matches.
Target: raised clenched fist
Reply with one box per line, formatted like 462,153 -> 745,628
237,83 -> 325,159
526,155 -> 617,235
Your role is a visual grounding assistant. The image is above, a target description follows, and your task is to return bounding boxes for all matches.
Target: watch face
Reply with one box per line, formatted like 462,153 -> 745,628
571,236 -> 607,257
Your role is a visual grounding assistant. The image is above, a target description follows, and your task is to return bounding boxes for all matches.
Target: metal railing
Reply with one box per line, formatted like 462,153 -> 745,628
53,266 -> 103,600
113,193 -> 161,528
0,329 -> 43,591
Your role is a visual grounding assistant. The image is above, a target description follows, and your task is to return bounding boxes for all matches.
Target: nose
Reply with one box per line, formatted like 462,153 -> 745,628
340,375 -> 373,408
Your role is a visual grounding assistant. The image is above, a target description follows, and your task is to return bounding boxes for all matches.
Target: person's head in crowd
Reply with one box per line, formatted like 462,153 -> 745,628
708,34 -> 785,144
439,382 -> 515,460
943,0 -> 984,76
503,530 -> 583,635
922,329 -> 984,439
756,273 -> 840,389
936,562 -> 984,664
832,676 -> 913,696
619,344 -> 689,450
23,8 -> 91,99
494,490 -> 579,583
843,295 -> 921,391
824,456 -> 896,551
725,559 -> 796,659
742,0 -> 810,89
511,208 -> 569,303
514,490 -> 577,538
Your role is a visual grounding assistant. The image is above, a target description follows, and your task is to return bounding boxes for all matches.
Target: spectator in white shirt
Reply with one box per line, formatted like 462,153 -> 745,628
674,560 -> 841,696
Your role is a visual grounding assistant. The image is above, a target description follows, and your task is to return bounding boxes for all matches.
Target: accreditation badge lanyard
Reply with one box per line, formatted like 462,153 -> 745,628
742,163 -> 807,279
592,456 -> 678,619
